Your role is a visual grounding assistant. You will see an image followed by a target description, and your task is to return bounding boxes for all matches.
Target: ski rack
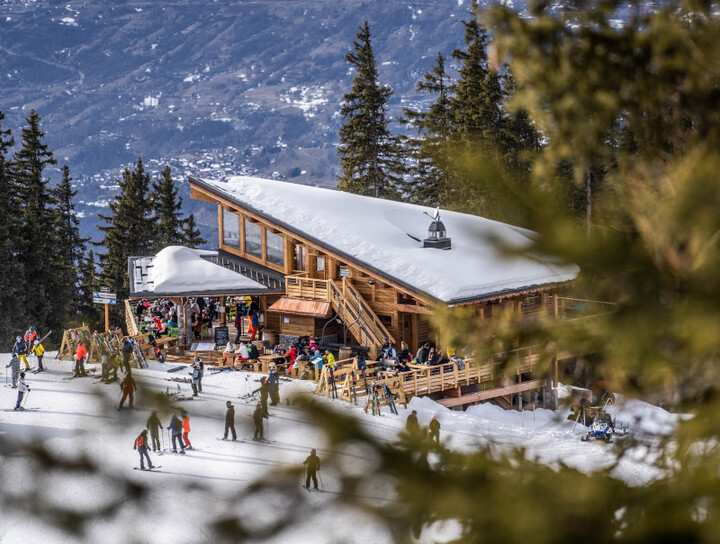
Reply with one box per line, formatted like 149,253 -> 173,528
315,358 -> 407,411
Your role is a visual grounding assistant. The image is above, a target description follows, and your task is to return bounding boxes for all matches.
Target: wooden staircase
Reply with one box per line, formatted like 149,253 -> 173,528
285,275 -> 394,359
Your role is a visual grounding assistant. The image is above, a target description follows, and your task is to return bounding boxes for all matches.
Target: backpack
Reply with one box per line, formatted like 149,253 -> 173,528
122,340 -> 134,354
135,434 -> 145,448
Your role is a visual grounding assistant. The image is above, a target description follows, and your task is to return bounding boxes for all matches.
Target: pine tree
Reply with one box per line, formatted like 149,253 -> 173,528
337,21 -> 405,200
12,110 -> 59,335
54,165 -> 88,320
97,157 -> 154,324
0,111 -> 24,345
150,165 -> 186,251
402,52 -> 454,206
77,250 -> 100,328
182,214 -> 206,248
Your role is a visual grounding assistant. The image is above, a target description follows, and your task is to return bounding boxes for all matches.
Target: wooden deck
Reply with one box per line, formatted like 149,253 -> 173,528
315,346 -> 548,409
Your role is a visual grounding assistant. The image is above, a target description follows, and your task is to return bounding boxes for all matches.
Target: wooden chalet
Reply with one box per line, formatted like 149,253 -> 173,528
189,176 -> 579,362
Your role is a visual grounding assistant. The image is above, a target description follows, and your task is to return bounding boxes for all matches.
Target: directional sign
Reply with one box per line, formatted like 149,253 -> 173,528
93,292 -> 117,305
100,286 -> 111,293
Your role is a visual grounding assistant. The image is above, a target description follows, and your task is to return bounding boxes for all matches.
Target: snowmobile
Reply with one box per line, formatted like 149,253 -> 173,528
578,399 -> 630,442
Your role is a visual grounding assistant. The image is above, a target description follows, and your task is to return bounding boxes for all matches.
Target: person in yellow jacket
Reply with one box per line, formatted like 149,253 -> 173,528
31,340 -> 46,372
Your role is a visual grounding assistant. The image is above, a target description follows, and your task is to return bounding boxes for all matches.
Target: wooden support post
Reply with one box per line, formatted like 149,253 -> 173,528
105,303 -> 110,332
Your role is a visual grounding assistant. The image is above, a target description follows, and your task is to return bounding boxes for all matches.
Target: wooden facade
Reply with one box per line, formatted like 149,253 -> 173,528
190,179 -> 568,356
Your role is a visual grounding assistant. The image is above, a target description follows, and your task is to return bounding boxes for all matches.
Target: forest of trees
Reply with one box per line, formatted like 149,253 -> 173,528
0,111 -> 204,345
337,2 -> 541,225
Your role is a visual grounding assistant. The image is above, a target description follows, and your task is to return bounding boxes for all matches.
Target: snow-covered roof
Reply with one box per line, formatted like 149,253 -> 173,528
130,246 -> 268,297
193,177 -> 579,304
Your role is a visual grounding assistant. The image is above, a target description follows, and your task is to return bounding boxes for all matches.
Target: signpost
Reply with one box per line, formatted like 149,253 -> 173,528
93,291 -> 117,332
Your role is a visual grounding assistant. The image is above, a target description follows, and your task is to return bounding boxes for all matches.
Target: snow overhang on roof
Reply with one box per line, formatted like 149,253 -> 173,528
129,246 -> 270,298
190,176 -> 579,304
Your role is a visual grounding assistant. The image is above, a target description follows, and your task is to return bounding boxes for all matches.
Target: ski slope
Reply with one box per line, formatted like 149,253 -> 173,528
0,352 -> 685,543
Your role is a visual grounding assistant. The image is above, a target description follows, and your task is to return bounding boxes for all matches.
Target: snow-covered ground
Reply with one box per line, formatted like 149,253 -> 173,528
0,352 -> 686,543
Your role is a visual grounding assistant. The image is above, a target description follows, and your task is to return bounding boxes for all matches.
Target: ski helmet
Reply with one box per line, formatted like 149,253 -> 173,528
16,336 -> 21,341
34,340 -> 39,346
20,372 -> 25,378
226,400 -> 232,406
194,356 -> 201,363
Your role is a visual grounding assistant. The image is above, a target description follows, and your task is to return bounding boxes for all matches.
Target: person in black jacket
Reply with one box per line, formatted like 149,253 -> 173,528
252,377 -> 269,416
405,410 -> 419,436
266,367 -> 280,406
252,403 -> 268,440
223,401 -> 237,440
303,449 -> 321,490
146,410 -> 163,451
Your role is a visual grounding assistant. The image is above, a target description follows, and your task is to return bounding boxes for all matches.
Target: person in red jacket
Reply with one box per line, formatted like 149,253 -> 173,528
74,341 -> 88,377
133,429 -> 155,470
118,373 -> 137,410
181,410 -> 192,450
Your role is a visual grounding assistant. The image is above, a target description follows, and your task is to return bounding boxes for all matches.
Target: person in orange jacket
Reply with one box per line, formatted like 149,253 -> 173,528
118,373 -> 137,410
181,410 -> 192,449
74,341 -> 88,377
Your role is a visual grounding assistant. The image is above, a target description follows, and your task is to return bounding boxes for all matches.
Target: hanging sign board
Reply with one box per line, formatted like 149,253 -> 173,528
93,292 -> 117,305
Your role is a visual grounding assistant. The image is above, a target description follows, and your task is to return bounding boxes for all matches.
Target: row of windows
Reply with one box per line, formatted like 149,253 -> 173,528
223,208 -> 330,272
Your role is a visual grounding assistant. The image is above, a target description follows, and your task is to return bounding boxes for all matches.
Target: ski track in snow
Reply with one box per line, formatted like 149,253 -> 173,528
0,352 -> 684,543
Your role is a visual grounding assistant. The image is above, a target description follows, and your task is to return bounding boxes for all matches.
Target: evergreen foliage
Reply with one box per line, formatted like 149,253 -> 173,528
0,111 -> 23,345
11,110 -> 62,335
401,52 -> 454,206
77,249 -> 100,328
182,214 -> 206,248
97,157 -> 154,325
54,165 -> 88,322
150,165 -> 186,251
337,21 -> 405,200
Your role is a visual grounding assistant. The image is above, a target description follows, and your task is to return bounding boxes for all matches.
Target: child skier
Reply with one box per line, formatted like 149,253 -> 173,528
181,410 -> 192,450
74,341 -> 88,377
14,372 -> 30,411
5,354 -> 20,388
12,336 -> 30,371
133,429 -> 155,470
252,403 -> 268,440
31,339 -> 45,372
303,448 -> 321,490
190,363 -> 201,397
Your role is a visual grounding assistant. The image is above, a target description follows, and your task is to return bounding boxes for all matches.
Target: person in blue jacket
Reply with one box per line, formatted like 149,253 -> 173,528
12,336 -> 30,370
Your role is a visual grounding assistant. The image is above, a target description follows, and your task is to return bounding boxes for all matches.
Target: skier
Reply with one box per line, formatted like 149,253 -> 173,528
303,448 -> 321,490
253,376 -> 270,416
223,400 -> 237,441
190,363 -> 201,397
121,338 -> 134,374
252,402 -> 268,440
168,412 -> 186,453
118,373 -> 137,410
146,410 -> 163,452
405,410 -> 419,436
267,367 -> 280,406
133,429 -> 155,470
24,327 -> 39,350
14,372 -> 30,411
248,309 -> 259,341
31,339 -> 45,372
182,410 -> 192,450
195,356 -> 204,392
74,341 -> 88,377
12,336 -> 30,371
5,354 -> 20,388
428,416 -> 441,445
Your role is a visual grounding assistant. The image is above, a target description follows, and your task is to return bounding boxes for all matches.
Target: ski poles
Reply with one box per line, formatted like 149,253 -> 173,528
22,390 -> 30,408
318,472 -> 325,491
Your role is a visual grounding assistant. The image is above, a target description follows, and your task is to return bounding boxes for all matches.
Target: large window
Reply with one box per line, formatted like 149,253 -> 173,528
294,244 -> 306,271
223,209 -> 240,248
244,219 -> 262,257
266,231 -> 284,266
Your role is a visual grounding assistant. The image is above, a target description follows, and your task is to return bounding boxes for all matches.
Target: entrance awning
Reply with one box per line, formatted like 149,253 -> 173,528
267,297 -> 332,318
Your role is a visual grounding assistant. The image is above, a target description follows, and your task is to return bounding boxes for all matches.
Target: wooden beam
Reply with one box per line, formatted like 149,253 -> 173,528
436,379 -> 545,408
